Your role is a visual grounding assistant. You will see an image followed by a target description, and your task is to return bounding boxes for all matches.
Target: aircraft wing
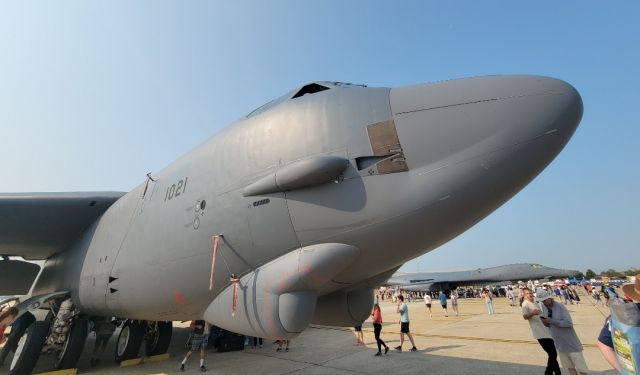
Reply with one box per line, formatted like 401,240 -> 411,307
388,264 -> 568,292
0,192 -> 125,260
388,270 -> 500,292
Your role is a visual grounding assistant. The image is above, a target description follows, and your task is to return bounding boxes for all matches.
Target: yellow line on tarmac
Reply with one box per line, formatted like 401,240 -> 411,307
120,353 -> 171,367
310,325 -> 597,348
148,353 -> 171,362
120,357 -> 143,366
34,369 -> 77,375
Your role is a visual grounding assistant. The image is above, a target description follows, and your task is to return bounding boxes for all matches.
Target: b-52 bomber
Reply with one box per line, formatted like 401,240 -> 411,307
0,75 -> 582,374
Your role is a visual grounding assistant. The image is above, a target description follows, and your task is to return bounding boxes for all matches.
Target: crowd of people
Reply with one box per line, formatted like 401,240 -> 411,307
1,277 -> 638,374
362,277 -> 640,374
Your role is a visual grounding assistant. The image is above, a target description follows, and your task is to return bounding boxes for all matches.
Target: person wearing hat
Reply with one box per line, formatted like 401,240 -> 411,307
522,288 -> 561,375
537,290 -> 588,375
597,275 -> 640,373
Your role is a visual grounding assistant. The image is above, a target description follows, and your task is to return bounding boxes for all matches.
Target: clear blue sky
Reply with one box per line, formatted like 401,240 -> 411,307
1,2 -> 638,274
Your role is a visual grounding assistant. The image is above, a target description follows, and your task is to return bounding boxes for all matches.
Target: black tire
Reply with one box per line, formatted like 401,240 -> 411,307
54,317 -> 89,370
0,312 -> 35,365
114,320 -> 144,363
145,321 -> 172,356
8,321 -> 49,375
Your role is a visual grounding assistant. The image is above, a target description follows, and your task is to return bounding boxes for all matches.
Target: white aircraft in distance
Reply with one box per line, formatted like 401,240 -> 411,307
0,75 -> 582,374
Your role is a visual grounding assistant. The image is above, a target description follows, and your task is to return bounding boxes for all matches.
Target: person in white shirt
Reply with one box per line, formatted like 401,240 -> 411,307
538,290 -> 588,375
450,292 -> 459,316
522,288 -> 561,375
423,293 -> 433,318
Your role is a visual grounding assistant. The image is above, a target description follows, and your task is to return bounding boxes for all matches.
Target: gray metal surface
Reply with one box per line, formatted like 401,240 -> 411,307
2,76 -> 583,340
0,192 -> 124,260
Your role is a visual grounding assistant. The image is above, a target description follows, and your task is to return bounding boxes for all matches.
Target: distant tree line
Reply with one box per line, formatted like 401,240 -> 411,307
580,268 -> 639,279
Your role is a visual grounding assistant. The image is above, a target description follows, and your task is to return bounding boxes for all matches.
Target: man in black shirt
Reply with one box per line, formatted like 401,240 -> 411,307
180,320 -> 207,372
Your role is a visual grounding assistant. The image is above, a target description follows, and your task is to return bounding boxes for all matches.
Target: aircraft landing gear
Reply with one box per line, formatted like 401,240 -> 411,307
145,321 -> 172,356
53,317 -> 88,370
115,320 -> 145,363
8,321 -> 49,375
9,297 -> 87,375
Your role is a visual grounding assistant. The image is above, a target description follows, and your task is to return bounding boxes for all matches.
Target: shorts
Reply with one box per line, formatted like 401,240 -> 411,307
354,325 -> 362,332
441,303 -> 447,308
558,351 -> 588,372
400,322 -> 410,333
190,333 -> 207,351
425,303 -> 432,308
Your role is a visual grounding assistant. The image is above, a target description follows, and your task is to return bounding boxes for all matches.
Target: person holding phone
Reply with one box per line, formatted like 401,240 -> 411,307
523,288 -> 560,375
537,291 -> 588,375
395,295 -> 417,352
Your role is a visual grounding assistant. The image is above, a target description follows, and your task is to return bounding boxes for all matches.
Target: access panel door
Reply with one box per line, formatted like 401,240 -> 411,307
247,192 -> 300,265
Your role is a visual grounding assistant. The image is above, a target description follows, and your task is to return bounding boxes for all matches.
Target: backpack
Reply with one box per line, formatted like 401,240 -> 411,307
609,299 -> 640,375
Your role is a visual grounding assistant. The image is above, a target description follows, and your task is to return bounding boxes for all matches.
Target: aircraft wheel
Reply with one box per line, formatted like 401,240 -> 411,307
115,320 -> 144,363
9,321 -> 49,375
145,321 -> 172,356
54,317 -> 88,370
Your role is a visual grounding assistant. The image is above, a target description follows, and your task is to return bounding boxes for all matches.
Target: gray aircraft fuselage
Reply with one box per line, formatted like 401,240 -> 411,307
29,76 -> 582,338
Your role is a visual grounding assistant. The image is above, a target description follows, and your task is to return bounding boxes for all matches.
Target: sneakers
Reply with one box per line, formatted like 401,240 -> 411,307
285,347 -> 289,352
179,364 -> 185,372
384,346 -> 389,354
410,346 -> 417,352
394,345 -> 402,351
200,365 -> 207,372
374,352 -> 382,357
276,347 -> 282,352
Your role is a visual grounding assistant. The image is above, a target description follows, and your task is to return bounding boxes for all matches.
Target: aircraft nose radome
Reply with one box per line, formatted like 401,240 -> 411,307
526,76 -> 583,137
390,75 -> 580,114
390,75 -> 583,171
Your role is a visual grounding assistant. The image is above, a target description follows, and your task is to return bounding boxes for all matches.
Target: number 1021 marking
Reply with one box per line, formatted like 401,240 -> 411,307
164,177 -> 188,202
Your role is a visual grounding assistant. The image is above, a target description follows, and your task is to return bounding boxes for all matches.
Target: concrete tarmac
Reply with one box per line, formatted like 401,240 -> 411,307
1,295 -> 618,374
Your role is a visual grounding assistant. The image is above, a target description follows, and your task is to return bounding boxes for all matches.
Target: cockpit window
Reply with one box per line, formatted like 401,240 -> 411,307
247,81 -> 358,118
291,83 -> 330,99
